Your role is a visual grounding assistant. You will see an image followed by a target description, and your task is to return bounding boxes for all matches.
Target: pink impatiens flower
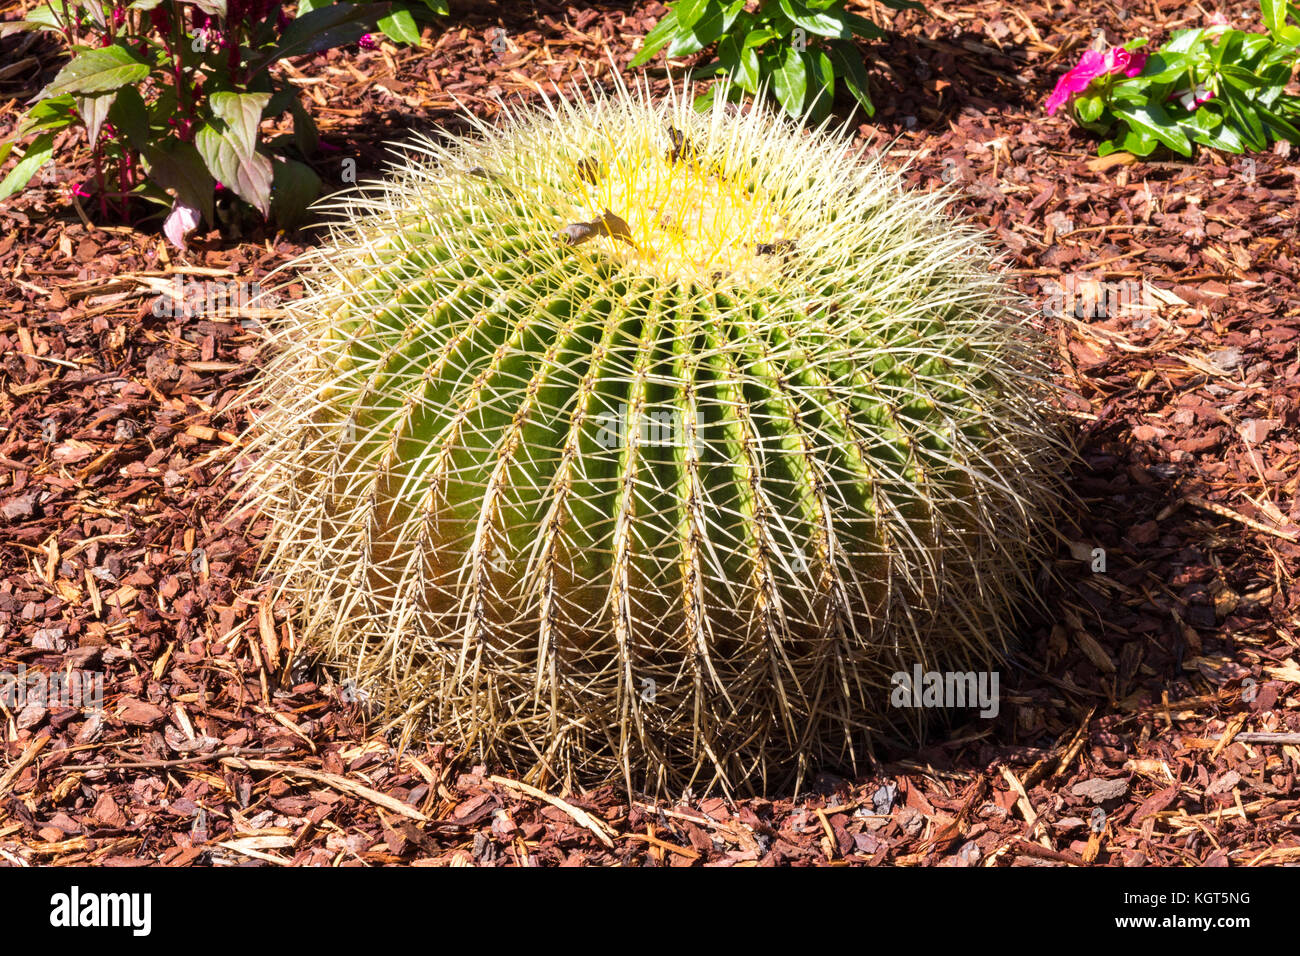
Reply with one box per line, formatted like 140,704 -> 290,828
1046,46 -> 1148,115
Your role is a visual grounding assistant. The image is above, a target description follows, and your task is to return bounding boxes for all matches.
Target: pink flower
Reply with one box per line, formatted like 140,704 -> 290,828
1104,47 -> 1147,78
1046,46 -> 1148,115
358,33 -> 377,50
163,199 -> 202,250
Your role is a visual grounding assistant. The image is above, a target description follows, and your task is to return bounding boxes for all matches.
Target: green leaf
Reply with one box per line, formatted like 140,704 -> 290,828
1188,108 -> 1245,152
1262,0 -> 1286,37
290,96 -> 320,155
195,92 -> 274,217
777,0 -> 850,39
770,42 -> 808,117
684,1 -> 729,51
827,40 -> 872,116
805,48 -> 835,122
107,86 -> 149,150
1211,30 -> 1245,69
665,1 -> 721,59
1115,126 -> 1159,157
26,2 -> 64,25
196,136 -> 273,217
844,12 -> 884,40
378,7 -> 421,44
1218,64 -> 1267,91
720,32 -> 761,90
693,83 -> 746,112
42,45 -> 150,98
1164,28 -> 1207,54
715,33 -> 740,76
1134,51 -> 1192,84
1074,93 -> 1104,124
209,91 -> 271,159
295,0 -> 332,14
629,8 -> 680,66
417,0 -> 448,14
1,3 -> 65,35
1257,102 -> 1300,144
744,27 -> 781,49
1113,102 -> 1193,155
0,131 -> 55,202
264,87 -> 297,119
254,2 -> 389,72
271,157 -> 321,228
692,87 -> 719,112
13,95 -> 77,139
1221,86 -> 1267,150
142,140 -> 214,225
76,91 -> 116,145
672,0 -> 710,31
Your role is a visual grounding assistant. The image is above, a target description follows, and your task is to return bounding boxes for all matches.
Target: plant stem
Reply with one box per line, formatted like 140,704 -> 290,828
56,0 -> 74,44
93,140 -> 108,221
168,1 -> 192,136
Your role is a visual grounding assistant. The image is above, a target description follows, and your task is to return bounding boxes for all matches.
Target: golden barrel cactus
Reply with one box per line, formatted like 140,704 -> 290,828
241,80 -> 1072,795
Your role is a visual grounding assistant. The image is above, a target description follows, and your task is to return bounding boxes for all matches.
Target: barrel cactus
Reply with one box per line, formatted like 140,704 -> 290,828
242,80 -> 1072,795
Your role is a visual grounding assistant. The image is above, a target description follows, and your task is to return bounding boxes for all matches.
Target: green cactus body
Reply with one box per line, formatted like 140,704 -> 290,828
243,81 -> 1071,794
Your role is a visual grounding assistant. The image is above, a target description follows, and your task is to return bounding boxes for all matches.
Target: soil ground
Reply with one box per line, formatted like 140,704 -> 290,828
1,0 -> 1298,866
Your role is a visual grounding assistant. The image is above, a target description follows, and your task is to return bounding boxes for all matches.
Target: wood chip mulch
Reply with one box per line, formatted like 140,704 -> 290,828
1,0 -> 1298,866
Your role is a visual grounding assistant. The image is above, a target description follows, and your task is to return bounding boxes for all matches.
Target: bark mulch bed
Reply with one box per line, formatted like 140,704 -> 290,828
1,0 -> 1298,866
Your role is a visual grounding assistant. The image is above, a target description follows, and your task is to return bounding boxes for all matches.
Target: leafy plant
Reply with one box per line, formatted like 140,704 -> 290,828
0,0 -> 411,234
240,82 -> 1073,793
1048,1 -> 1300,157
297,0 -> 447,48
629,0 -> 922,121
